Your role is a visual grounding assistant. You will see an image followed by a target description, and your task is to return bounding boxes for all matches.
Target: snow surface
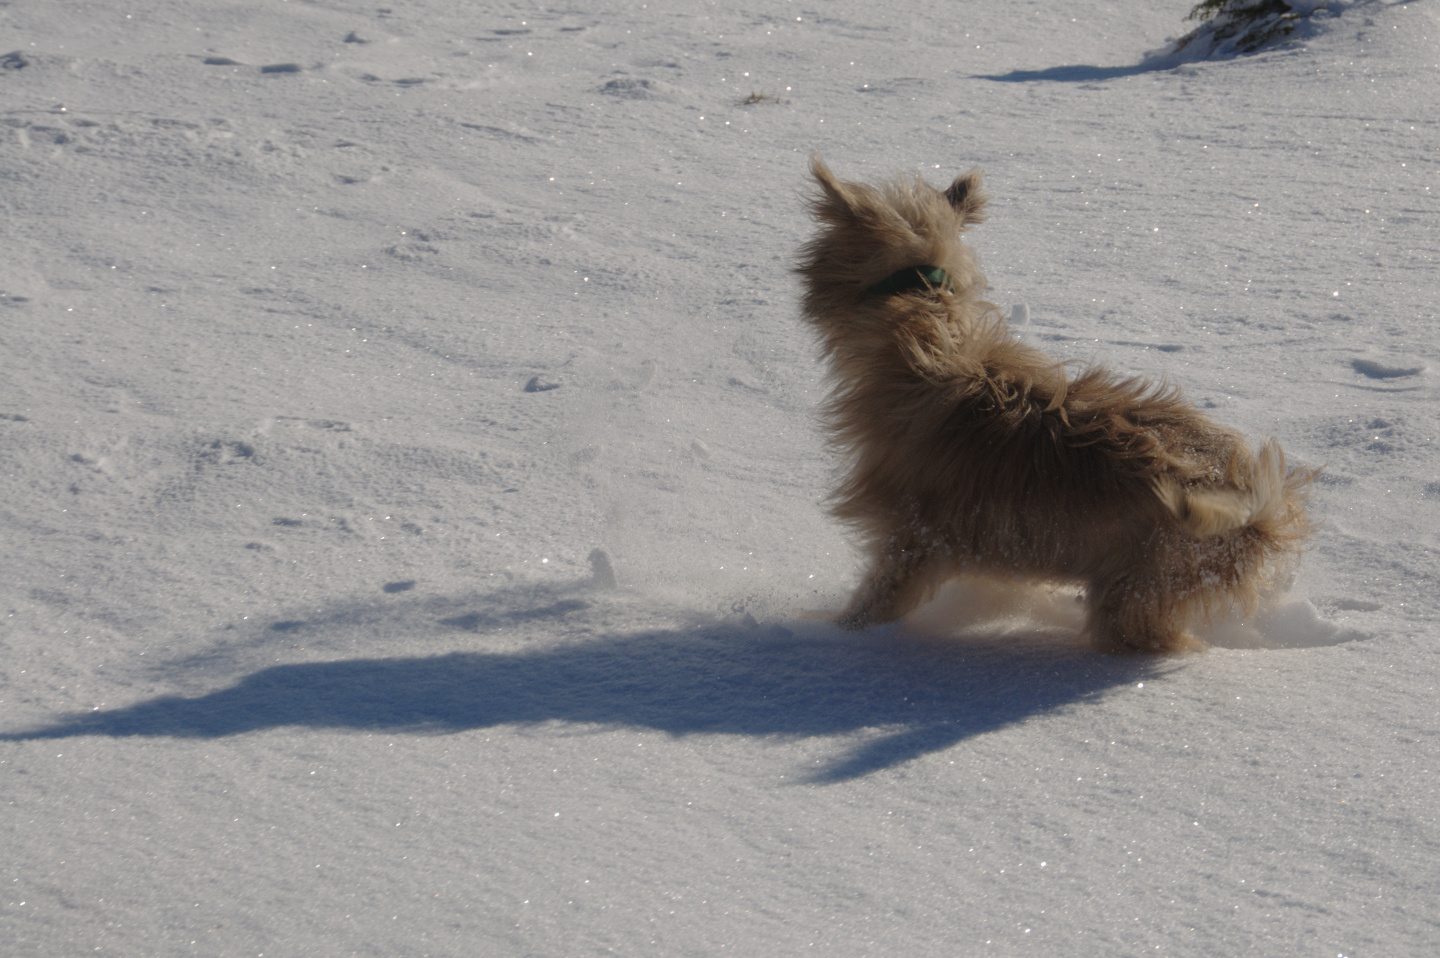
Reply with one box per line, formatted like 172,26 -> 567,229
2,0 -> 1438,954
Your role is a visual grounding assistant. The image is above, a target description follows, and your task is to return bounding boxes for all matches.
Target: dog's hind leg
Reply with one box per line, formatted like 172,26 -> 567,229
836,537 -> 948,630
1085,562 -> 1205,654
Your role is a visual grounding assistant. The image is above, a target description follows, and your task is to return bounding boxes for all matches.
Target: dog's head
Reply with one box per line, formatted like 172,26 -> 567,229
799,156 -> 989,307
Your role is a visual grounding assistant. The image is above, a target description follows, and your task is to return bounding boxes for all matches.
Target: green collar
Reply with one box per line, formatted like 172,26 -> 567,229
865,265 -> 956,300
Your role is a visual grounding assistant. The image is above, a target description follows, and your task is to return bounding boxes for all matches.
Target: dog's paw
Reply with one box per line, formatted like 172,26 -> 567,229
1092,629 -> 1205,655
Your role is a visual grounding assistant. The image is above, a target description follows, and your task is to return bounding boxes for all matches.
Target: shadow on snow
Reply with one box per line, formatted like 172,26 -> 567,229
973,62 -> 1166,83
2,587 -> 1160,782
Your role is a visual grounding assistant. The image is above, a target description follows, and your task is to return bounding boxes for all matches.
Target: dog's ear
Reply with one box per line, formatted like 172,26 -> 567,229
810,154 -> 861,218
945,169 -> 988,227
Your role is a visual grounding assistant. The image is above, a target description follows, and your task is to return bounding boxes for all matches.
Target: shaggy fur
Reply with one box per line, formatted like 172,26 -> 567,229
797,157 -> 1314,652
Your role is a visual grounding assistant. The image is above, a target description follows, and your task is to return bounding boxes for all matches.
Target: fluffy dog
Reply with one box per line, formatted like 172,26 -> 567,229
797,157 -> 1314,652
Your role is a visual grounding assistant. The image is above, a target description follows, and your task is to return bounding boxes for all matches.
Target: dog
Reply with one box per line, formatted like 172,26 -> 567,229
796,157 -> 1314,652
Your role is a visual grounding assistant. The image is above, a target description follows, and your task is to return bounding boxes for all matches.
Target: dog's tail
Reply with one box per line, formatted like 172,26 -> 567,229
1152,439 -> 1302,538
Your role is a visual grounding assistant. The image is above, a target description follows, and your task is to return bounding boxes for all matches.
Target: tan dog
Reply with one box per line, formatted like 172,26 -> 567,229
797,157 -> 1314,652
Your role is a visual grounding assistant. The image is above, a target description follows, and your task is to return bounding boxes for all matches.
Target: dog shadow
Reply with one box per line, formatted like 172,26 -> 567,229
0,581 -> 1169,782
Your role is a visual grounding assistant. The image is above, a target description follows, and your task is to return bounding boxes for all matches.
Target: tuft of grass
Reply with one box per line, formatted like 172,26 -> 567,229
742,90 -> 783,106
1173,0 -> 1325,56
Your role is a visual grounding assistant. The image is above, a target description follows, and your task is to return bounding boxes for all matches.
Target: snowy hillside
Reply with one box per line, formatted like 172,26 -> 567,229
3,0 -> 1438,955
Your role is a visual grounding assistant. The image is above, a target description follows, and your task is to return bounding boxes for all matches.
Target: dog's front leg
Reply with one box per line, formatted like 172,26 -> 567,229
836,537 -> 944,630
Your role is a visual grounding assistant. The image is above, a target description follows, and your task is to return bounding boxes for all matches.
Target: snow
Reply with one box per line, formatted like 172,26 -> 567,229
2,0 -> 1438,954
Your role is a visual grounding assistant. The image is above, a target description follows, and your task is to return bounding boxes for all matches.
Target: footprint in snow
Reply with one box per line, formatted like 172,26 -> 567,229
274,416 -> 352,432
636,358 -> 657,388
570,443 -> 602,465
598,77 -> 669,100
385,240 -> 440,261
198,439 -> 256,466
